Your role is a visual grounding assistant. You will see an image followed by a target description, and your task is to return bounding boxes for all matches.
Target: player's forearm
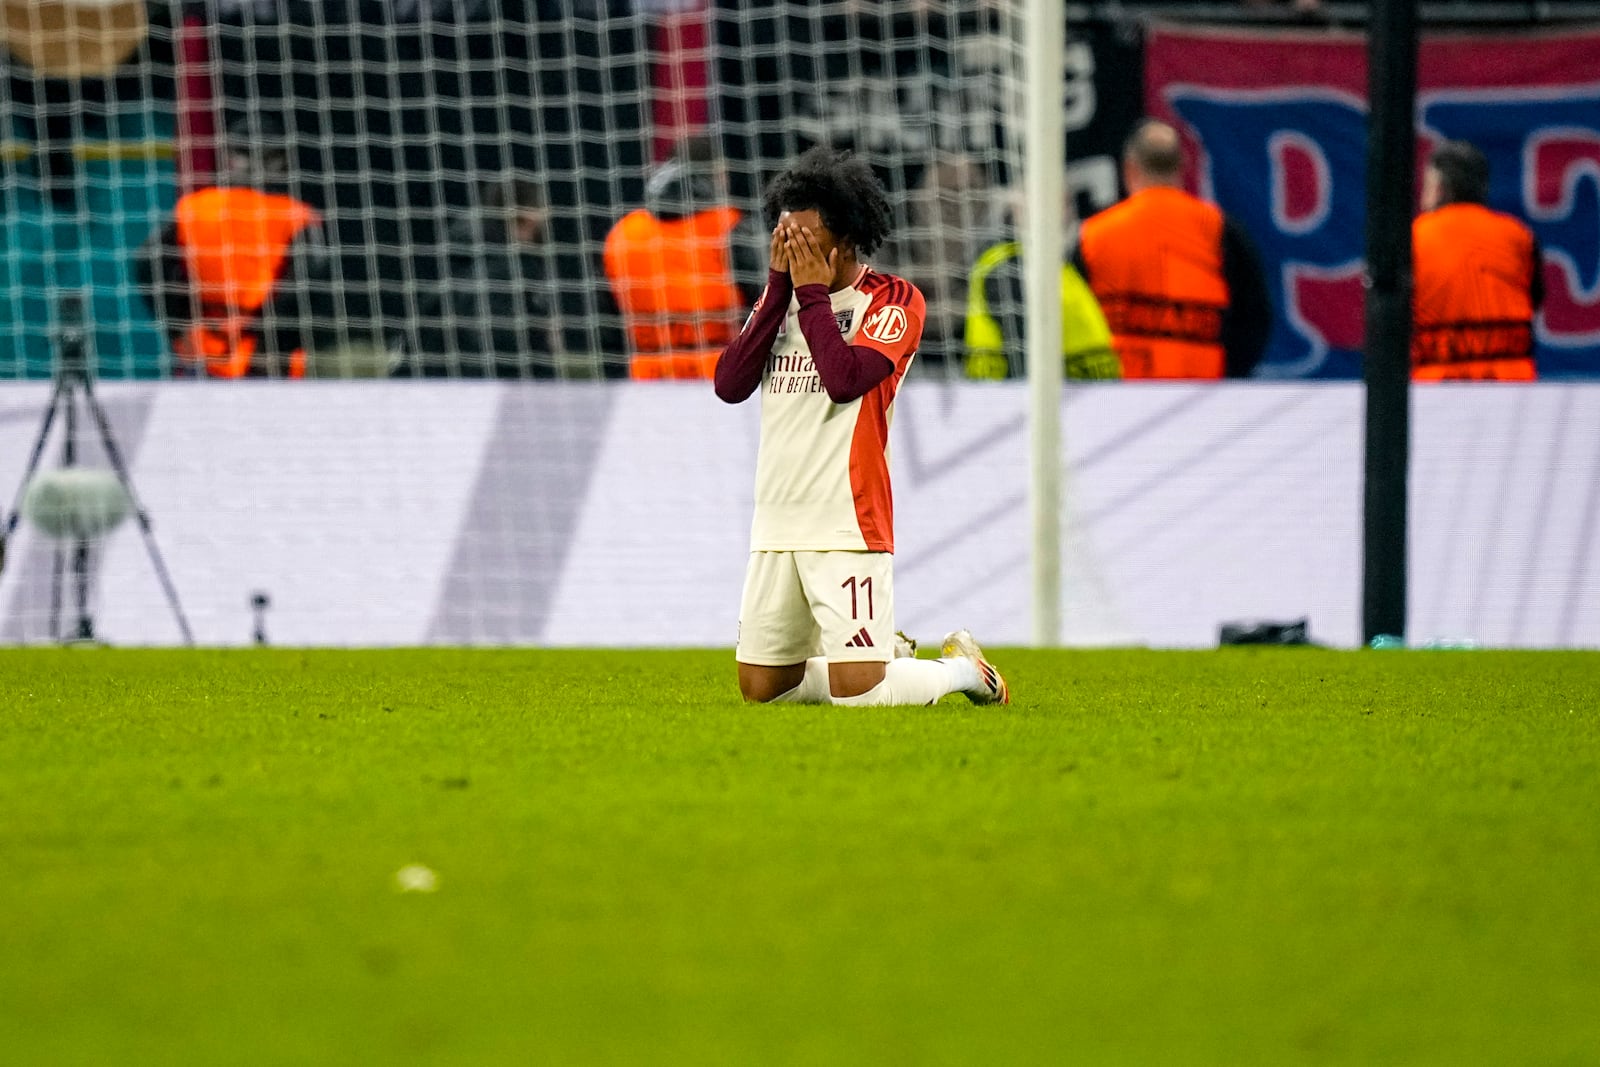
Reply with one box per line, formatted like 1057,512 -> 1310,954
714,270 -> 791,403
795,283 -> 895,403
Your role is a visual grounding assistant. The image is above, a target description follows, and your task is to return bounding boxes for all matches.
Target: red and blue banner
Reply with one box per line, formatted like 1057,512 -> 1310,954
1147,25 -> 1600,379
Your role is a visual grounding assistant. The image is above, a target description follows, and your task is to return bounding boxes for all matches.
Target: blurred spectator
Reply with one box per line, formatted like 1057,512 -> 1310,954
603,135 -> 764,380
405,176 -> 562,379
888,153 -> 999,369
1412,139 -> 1543,381
1073,119 -> 1271,379
136,115 -> 328,378
963,191 -> 1118,381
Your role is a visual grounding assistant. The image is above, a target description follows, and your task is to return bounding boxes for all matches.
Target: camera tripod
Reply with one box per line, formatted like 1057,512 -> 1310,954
0,301 -> 193,645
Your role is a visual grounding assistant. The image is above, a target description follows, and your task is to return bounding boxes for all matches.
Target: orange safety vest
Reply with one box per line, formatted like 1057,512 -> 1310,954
603,205 -> 745,380
1412,203 -> 1538,381
1078,186 -> 1230,379
172,187 -> 321,378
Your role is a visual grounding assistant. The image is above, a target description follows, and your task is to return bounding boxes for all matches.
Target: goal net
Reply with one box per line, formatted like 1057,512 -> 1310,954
0,0 -> 1123,385
0,0 -> 1072,645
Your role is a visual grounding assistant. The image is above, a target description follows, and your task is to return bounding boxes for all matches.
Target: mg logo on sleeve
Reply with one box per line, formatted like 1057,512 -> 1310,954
863,306 -> 908,344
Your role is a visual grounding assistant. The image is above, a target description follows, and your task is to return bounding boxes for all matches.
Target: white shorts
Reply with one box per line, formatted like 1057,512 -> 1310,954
736,550 -> 896,666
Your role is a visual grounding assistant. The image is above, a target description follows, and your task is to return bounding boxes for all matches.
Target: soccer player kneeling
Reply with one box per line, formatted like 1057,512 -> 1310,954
714,147 -> 1009,707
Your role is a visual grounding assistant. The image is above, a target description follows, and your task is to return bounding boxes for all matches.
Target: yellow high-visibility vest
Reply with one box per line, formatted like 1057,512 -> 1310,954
963,240 -> 1120,380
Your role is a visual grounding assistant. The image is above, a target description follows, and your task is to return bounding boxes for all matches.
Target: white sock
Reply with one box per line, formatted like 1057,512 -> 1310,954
831,657 -> 980,707
770,657 -> 832,704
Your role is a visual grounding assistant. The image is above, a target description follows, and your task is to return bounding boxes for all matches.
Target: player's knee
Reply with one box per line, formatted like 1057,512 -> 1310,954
828,660 -> 886,699
738,677 -> 779,703
737,663 -> 803,703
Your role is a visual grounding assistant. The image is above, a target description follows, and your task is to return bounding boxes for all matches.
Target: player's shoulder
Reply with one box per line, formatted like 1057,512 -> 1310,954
859,268 -> 926,314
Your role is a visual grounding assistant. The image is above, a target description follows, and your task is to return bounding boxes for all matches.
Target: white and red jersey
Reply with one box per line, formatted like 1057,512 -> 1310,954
751,266 -> 925,552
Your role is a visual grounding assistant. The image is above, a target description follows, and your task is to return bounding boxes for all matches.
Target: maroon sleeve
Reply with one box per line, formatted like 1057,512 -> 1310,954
714,269 -> 791,404
794,283 -> 896,404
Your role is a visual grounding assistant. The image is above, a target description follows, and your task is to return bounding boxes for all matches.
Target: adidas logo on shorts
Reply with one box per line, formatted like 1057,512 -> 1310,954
844,627 -> 875,649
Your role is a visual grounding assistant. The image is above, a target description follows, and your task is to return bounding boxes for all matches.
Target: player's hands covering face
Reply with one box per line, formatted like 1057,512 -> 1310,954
769,223 -> 790,273
786,226 -> 837,289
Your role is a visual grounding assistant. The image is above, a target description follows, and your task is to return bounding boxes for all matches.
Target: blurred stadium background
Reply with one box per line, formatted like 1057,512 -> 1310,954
1,0 -> 1598,647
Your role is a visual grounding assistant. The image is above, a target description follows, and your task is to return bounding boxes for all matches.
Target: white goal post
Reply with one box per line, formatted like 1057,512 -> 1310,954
1024,0 -> 1066,646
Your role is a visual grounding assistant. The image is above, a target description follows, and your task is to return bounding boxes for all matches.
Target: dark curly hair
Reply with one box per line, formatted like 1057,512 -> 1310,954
762,146 -> 893,256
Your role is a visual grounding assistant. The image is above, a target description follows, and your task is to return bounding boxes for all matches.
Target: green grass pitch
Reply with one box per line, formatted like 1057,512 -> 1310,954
2,647 -> 1597,1065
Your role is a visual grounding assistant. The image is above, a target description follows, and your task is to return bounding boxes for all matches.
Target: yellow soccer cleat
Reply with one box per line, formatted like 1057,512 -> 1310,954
939,629 -> 1010,705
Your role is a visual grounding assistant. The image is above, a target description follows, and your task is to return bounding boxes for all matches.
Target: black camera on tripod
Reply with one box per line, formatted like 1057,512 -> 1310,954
0,296 -> 192,644
54,293 -> 91,379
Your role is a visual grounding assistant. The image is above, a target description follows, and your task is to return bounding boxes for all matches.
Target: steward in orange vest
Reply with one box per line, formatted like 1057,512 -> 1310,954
1075,120 -> 1271,380
138,122 -> 326,378
604,138 -> 764,380
1412,140 -> 1544,381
